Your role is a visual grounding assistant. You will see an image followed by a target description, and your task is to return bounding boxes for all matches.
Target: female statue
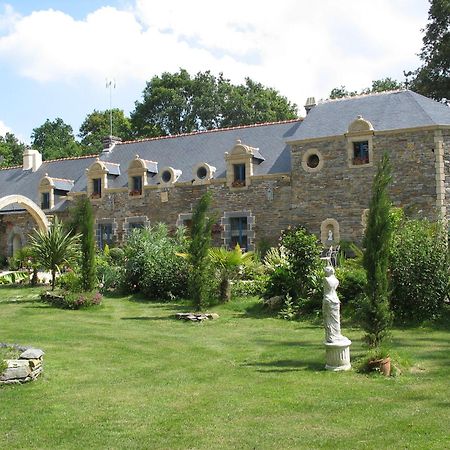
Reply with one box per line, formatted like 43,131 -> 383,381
322,265 -> 343,343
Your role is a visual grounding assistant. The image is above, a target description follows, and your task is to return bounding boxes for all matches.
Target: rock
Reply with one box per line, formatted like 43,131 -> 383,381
20,348 -> 44,359
263,296 -> 284,310
0,365 -> 31,381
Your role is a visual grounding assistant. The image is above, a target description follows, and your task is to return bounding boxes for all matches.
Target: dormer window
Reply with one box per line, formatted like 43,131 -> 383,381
158,166 -> 182,186
38,173 -> 74,210
162,170 -> 172,183
192,162 -> 216,185
233,164 -> 246,187
225,139 -> 264,189
346,116 -> 374,168
92,178 -> 102,198
41,192 -> 50,210
353,141 -> 369,165
130,175 -> 142,196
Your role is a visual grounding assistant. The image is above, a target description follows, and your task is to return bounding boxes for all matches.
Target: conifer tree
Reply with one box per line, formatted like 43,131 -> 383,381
188,191 -> 215,311
71,196 -> 96,291
361,153 -> 393,347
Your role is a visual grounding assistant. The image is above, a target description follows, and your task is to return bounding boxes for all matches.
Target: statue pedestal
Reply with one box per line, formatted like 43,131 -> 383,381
324,338 -> 351,371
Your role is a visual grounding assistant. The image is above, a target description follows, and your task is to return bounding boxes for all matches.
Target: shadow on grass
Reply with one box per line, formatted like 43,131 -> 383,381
121,316 -> 174,321
243,359 -> 324,372
0,298 -> 41,305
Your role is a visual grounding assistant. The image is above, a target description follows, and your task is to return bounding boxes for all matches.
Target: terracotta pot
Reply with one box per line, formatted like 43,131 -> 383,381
368,357 -> 391,376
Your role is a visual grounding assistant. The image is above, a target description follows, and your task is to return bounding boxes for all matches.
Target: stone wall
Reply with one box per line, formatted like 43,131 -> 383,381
91,175 -> 291,249
290,129 -> 439,243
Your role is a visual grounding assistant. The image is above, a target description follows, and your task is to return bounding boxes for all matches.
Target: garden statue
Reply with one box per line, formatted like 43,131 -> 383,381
327,229 -> 333,241
322,264 -> 351,370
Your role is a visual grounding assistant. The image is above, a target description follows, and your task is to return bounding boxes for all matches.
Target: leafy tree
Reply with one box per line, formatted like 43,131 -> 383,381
188,191 -> 215,310
361,153 -> 393,347
0,132 -> 26,167
79,109 -> 132,154
28,217 -> 80,290
130,69 -> 298,138
69,197 -> 96,291
209,244 -> 255,303
31,118 -> 81,160
409,0 -> 450,102
329,78 -> 404,99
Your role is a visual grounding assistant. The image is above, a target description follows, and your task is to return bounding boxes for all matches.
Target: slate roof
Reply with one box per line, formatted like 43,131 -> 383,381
99,120 -> 302,187
0,156 -> 96,213
287,90 -> 450,142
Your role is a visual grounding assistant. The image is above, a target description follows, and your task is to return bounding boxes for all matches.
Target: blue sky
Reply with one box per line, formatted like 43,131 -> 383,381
0,0 -> 430,143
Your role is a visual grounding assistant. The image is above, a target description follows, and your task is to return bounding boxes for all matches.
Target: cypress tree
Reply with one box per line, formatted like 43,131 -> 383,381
189,191 -> 214,311
71,196 -> 96,291
361,153 -> 393,347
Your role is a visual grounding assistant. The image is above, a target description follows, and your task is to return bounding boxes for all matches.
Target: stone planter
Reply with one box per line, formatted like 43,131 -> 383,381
0,347 -> 44,385
368,357 -> 391,376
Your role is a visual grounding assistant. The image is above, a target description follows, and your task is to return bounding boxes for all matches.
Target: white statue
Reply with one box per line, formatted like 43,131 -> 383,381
323,265 -> 344,343
327,229 -> 333,241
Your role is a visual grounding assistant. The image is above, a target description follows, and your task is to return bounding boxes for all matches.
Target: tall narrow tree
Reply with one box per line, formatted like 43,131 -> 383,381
70,197 -> 96,291
361,153 -> 393,347
188,191 -> 215,311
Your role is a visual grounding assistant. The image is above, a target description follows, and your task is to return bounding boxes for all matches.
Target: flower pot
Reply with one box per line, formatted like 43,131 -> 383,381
368,356 -> 391,376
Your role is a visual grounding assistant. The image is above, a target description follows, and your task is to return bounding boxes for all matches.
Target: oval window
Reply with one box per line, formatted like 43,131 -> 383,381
161,170 -> 172,183
307,154 -> 320,169
197,166 -> 208,180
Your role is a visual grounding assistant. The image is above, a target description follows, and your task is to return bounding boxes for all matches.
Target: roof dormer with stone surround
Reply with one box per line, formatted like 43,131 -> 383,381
127,155 -> 158,197
86,158 -> 120,200
38,174 -> 74,210
345,116 -> 374,168
224,139 -> 265,188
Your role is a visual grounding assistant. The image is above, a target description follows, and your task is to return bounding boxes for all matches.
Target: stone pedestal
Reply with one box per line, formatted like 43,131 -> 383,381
324,338 -> 351,371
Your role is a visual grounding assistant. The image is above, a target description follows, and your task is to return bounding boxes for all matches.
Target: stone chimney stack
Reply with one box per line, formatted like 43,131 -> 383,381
304,97 -> 316,115
102,135 -> 122,153
23,148 -> 42,172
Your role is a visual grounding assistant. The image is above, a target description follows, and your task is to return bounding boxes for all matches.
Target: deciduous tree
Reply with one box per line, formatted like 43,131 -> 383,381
0,132 -> 26,167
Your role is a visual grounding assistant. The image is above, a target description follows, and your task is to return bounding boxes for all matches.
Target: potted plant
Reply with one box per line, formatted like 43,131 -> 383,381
366,347 -> 391,376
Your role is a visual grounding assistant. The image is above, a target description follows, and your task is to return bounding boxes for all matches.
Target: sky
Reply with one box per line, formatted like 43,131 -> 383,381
0,0 -> 430,143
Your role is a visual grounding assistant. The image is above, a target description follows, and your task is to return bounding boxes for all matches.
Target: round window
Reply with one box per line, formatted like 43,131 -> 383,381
197,166 -> 208,180
307,154 -> 320,169
161,170 -> 172,183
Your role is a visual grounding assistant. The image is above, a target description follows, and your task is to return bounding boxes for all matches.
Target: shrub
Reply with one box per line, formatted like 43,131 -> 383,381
109,247 -> 125,265
390,219 -> 449,322
57,270 -> 83,292
264,227 -> 323,306
335,265 -> 366,305
232,275 -> 268,297
41,290 -> 103,309
122,224 -> 189,300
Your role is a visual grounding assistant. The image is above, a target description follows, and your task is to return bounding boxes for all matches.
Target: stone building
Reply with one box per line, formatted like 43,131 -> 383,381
1,90 -> 449,259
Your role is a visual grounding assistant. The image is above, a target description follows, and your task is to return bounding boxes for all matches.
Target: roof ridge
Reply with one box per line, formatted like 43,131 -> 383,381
43,154 -> 99,163
320,89 -> 408,105
0,164 -> 22,171
118,118 -> 303,145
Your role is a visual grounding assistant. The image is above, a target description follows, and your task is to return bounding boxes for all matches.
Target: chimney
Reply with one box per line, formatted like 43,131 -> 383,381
304,97 -> 316,114
23,148 -> 42,172
102,135 -> 122,153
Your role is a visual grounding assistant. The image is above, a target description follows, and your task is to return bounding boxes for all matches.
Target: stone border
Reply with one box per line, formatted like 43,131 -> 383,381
0,343 -> 44,385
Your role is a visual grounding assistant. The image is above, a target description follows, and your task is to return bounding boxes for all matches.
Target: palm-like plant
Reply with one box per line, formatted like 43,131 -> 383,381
28,217 -> 80,290
209,244 -> 255,302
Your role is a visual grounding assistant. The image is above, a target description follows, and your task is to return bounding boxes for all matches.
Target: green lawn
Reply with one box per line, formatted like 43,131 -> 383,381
1,286 -> 449,449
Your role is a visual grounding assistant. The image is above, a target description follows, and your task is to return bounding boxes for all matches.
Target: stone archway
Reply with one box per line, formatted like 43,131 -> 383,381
0,195 -> 49,232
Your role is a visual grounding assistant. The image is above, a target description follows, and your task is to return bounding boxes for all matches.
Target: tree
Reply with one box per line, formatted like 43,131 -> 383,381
409,0 -> 450,102
361,153 -> 393,347
188,191 -> 215,310
130,69 -> 298,138
329,78 -> 404,99
0,132 -> 26,167
79,109 -> 132,154
209,244 -> 255,303
69,197 -> 96,291
31,118 -> 81,160
28,217 -> 80,290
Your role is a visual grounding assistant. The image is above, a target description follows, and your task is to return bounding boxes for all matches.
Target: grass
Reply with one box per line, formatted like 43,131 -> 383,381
0,285 -> 449,449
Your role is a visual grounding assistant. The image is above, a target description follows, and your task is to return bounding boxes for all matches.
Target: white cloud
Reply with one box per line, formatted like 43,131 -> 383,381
0,0 -> 429,112
0,119 -> 11,136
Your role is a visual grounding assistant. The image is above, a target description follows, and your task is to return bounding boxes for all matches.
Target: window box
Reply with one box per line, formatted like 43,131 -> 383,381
231,180 -> 246,188
90,192 -> 101,200
129,189 -> 142,197
352,156 -> 369,165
